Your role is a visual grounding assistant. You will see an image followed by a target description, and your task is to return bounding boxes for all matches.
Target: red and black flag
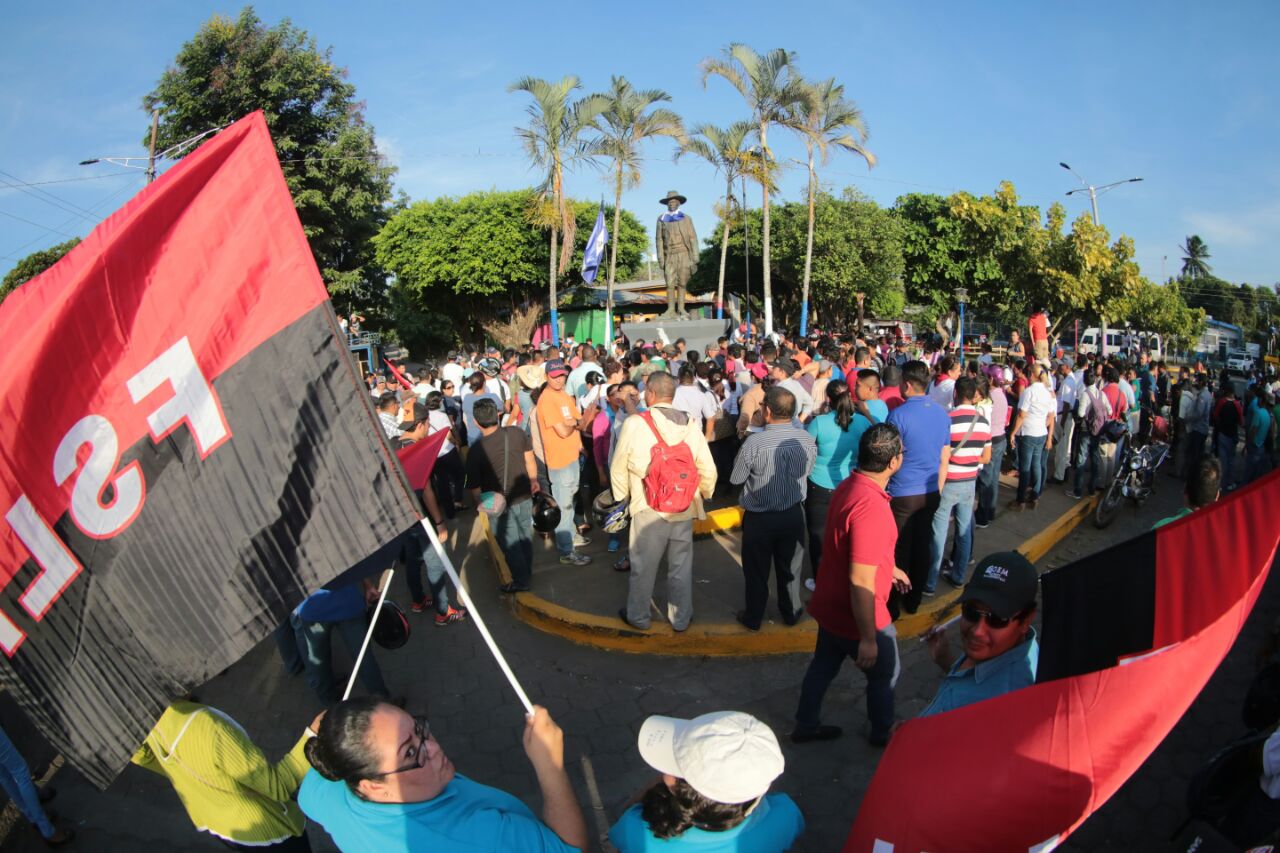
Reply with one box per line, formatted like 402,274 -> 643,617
0,112 -> 420,787
847,471 -> 1280,851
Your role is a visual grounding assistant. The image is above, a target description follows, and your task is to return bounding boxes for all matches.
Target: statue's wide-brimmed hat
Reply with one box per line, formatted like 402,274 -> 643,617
659,190 -> 687,205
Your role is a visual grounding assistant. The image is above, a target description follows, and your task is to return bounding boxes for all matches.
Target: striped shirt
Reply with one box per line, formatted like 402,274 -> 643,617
945,405 -> 992,482
730,423 -> 817,511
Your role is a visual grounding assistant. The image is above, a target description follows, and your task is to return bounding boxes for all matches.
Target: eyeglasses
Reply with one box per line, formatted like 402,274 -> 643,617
368,715 -> 431,778
960,602 -> 1023,630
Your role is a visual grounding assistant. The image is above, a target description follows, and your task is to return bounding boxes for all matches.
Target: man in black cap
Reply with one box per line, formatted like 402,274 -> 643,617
656,190 -> 697,318
919,550 -> 1039,717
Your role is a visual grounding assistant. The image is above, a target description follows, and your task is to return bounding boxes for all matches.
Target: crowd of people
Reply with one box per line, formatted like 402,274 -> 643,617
9,313 -> 1277,851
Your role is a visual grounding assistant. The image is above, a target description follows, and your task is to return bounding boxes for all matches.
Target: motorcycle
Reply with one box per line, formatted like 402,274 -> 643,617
1093,426 -> 1171,528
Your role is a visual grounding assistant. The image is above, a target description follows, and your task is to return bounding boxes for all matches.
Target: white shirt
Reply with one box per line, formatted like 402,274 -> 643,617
440,362 -> 465,390
673,383 -> 719,423
462,392 -> 501,445
1017,382 -> 1055,438
721,380 -> 744,416
427,410 -> 454,455
1058,371 -> 1082,411
928,377 -> 956,410
778,378 -> 814,421
413,381 -> 438,401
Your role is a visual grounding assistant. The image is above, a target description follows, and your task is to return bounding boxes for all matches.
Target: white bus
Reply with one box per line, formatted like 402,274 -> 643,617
1078,327 -> 1163,359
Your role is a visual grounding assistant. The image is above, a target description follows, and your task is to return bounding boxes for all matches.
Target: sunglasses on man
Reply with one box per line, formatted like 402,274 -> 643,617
960,602 -> 1027,630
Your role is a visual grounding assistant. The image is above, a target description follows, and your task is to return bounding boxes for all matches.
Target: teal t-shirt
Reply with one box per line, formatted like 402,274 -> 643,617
806,411 -> 871,489
299,771 -> 575,853
608,792 -> 804,852
1249,404 -> 1271,447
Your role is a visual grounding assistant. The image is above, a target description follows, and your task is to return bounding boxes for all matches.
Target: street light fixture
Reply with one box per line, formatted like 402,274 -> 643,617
1059,162 -> 1144,357
80,114 -> 224,184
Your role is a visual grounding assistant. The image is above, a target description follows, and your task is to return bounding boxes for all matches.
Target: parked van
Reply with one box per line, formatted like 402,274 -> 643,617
1078,327 -> 1163,359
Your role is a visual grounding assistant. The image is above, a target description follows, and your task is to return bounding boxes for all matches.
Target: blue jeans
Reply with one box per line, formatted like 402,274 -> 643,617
795,625 -> 900,741
1073,432 -> 1101,495
0,725 -> 53,839
494,499 -> 535,587
548,463 -> 580,554
930,479 -> 975,588
1016,434 -> 1047,502
1246,444 -> 1271,483
292,612 -> 389,704
975,436 -> 1005,525
273,619 -> 303,675
403,530 -> 452,616
1217,433 -> 1238,488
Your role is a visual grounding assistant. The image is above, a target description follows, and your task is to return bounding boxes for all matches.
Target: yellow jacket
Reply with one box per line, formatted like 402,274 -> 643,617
610,405 -> 717,521
131,701 -> 310,844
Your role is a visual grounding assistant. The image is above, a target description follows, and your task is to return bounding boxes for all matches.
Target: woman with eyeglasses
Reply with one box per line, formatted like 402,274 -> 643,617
919,550 -> 1040,718
300,698 -> 587,852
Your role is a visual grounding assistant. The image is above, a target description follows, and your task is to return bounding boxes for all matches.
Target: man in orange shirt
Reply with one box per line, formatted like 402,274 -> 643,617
536,359 -> 596,565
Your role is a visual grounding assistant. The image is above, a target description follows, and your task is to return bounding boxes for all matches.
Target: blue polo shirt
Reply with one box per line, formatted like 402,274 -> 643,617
885,394 -> 952,498
294,583 -> 365,624
919,628 -> 1039,718
299,771 -> 574,853
608,792 -> 804,852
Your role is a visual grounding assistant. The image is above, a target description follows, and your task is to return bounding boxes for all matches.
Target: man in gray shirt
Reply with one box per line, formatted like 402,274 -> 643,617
1182,372 -> 1213,480
771,359 -> 814,422
731,387 -> 818,630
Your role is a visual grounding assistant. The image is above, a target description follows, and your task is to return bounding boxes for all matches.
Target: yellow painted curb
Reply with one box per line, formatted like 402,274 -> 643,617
480,493 -> 1098,656
693,505 -> 744,536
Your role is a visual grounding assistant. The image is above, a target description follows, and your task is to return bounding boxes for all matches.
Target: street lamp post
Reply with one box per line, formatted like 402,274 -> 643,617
1059,163 -> 1143,359
81,117 -> 224,184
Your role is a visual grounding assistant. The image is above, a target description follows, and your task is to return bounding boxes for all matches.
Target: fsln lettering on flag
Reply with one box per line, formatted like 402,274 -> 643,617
0,111 -> 420,787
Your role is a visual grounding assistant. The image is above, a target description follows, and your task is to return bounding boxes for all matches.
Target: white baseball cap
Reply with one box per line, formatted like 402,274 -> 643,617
637,711 -> 784,804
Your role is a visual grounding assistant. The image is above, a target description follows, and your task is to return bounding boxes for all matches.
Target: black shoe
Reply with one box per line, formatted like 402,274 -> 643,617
782,608 -> 805,627
498,582 -> 530,594
735,611 -> 761,632
791,724 -> 842,744
868,730 -> 891,747
974,519 -> 991,529
43,825 -> 75,847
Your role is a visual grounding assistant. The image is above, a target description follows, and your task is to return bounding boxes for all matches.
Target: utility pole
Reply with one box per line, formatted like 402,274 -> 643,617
146,110 -> 159,184
1060,163 -> 1143,359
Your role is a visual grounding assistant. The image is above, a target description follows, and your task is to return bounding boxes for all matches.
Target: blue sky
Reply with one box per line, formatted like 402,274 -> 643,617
3,1 -> 1278,292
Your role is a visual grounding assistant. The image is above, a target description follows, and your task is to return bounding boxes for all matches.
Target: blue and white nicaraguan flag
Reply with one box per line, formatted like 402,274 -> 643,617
581,202 -> 609,283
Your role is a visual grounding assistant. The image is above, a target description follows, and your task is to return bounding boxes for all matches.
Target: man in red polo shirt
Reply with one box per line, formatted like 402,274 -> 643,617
792,422 -> 911,747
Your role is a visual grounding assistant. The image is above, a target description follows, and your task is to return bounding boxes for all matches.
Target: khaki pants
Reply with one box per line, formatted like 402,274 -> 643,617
1034,339 -> 1049,362
625,508 -> 694,630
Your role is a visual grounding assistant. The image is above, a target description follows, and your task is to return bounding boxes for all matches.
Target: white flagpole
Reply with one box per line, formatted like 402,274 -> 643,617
343,568 -> 394,701
419,518 -> 535,715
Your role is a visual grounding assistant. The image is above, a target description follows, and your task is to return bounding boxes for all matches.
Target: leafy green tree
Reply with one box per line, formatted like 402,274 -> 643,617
676,121 -> 755,318
787,78 -> 874,335
0,238 -> 81,305
1180,234 -> 1212,279
585,76 -> 683,330
1113,278 -> 1205,350
508,76 -> 607,344
375,190 -> 644,352
144,7 -> 396,305
694,189 -> 904,329
1034,205 -> 1143,339
702,44 -> 807,335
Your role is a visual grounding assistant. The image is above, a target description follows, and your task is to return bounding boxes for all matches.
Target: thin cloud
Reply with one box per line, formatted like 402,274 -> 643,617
1184,203 -> 1280,247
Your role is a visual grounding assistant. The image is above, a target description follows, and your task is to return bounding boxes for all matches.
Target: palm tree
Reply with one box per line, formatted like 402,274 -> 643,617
508,75 -> 607,345
676,121 -> 754,320
1180,235 -> 1212,279
586,76 -> 684,341
789,78 -> 874,335
702,44 -> 807,335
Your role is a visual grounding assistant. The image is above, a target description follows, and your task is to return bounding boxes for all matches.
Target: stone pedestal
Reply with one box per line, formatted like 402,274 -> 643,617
619,317 -> 731,357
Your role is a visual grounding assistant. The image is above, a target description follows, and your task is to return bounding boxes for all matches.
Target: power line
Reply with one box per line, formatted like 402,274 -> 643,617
0,171 -> 137,190
0,171 -> 100,222
1,175 -> 141,262
0,209 -> 78,239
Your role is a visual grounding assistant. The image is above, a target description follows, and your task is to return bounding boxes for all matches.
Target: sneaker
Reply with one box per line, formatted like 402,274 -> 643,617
612,555 -> 631,572
804,578 -> 817,592
922,588 -> 936,598
790,724 -> 842,744
572,533 -> 592,548
975,519 -> 991,529
498,582 -> 530,594
434,606 -> 467,626
1027,498 -> 1039,510
1007,500 -> 1024,512
410,596 -> 433,613
1064,489 -> 1082,500
942,572 -> 965,588
560,551 -> 592,566
607,539 -> 620,553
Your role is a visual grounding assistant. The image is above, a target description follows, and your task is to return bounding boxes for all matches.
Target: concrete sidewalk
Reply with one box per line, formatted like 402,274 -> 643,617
488,472 -> 1101,654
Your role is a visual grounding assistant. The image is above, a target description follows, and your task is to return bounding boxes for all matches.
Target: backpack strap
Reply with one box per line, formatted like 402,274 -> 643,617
641,411 -> 669,449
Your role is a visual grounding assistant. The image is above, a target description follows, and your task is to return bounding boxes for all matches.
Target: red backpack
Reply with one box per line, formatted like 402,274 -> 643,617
640,411 -> 700,514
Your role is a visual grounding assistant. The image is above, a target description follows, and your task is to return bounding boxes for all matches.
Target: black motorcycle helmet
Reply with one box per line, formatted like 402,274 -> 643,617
532,491 -> 561,534
369,600 -> 411,650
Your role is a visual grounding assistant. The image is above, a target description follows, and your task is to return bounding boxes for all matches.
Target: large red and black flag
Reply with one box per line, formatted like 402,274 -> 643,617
0,112 -> 420,787
847,471 -> 1280,851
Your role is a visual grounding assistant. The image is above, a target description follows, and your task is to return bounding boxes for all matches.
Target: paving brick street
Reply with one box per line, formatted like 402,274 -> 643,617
3,471 -> 1276,851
